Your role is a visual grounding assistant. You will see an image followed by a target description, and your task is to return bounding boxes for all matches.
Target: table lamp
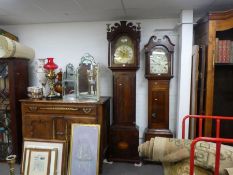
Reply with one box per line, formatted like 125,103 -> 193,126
43,57 -> 58,99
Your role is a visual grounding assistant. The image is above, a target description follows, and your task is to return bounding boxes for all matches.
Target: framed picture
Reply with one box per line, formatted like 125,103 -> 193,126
21,139 -> 67,175
68,124 -> 100,175
23,148 -> 57,175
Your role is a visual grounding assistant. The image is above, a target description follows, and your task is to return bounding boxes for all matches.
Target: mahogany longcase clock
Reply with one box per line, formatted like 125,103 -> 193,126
107,21 -> 141,162
144,35 -> 175,141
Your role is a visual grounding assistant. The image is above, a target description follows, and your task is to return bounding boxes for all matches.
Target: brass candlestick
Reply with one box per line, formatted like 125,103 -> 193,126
6,155 -> 16,175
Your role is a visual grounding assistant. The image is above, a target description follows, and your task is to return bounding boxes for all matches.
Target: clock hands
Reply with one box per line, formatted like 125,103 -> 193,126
114,45 -> 133,64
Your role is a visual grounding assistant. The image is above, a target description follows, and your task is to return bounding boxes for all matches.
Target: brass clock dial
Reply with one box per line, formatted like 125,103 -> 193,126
150,48 -> 168,74
113,36 -> 134,64
114,45 -> 134,64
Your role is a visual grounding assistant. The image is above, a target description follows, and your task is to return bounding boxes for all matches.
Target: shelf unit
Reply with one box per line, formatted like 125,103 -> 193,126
0,58 -> 28,161
194,9 -> 233,137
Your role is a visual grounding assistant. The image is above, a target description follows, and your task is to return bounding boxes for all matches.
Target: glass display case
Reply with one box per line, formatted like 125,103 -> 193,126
0,62 -> 12,160
77,53 -> 99,101
0,58 -> 28,162
62,63 -> 77,101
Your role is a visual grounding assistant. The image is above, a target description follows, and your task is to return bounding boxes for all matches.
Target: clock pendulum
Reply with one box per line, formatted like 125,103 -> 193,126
144,35 -> 175,141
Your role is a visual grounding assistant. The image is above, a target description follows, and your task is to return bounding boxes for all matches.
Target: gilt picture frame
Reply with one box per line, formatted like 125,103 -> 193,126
21,138 -> 67,175
68,124 -> 100,175
22,147 -> 57,175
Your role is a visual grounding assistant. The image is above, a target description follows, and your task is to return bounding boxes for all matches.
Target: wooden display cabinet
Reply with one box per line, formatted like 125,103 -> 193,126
20,97 -> 110,171
194,9 -> 233,137
0,58 -> 29,162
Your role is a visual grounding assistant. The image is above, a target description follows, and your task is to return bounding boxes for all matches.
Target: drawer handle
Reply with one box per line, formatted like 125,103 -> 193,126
83,108 -> 92,114
28,106 -> 38,111
55,131 -> 65,136
152,113 -> 157,119
40,107 -> 79,111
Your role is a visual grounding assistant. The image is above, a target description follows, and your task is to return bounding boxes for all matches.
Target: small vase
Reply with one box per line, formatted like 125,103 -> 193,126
36,58 -> 46,73
36,58 -> 47,96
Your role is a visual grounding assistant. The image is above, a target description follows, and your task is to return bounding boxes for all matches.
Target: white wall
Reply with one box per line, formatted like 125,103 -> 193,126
176,10 -> 193,138
1,18 -> 179,142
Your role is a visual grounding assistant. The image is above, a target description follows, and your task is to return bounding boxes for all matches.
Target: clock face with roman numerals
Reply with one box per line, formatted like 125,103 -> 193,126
149,48 -> 168,74
114,45 -> 134,64
113,36 -> 134,64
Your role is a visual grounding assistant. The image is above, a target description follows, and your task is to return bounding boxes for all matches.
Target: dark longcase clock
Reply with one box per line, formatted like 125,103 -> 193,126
144,35 -> 175,141
107,21 -> 140,162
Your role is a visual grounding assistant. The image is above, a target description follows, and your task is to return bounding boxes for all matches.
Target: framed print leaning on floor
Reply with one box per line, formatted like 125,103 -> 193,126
68,124 -> 100,175
22,148 -> 57,175
21,138 -> 67,175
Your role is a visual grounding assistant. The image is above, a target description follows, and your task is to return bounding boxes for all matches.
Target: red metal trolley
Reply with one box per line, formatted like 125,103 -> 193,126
182,115 -> 233,175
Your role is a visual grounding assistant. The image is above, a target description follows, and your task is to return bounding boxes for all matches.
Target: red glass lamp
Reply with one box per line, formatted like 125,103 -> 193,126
44,57 -> 58,70
43,57 -> 58,99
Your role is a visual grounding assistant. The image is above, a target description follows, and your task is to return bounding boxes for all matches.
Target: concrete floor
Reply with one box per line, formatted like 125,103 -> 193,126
0,161 -> 163,175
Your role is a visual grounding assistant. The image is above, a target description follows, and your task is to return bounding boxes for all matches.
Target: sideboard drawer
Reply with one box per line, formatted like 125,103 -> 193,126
23,104 -> 97,116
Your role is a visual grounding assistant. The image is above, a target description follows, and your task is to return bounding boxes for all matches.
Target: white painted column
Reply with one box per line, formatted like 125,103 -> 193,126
176,10 -> 193,138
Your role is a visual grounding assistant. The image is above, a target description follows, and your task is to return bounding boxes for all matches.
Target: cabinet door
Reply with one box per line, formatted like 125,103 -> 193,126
148,80 -> 169,129
65,116 -> 97,140
23,115 -> 53,139
113,72 -> 136,125
52,116 -> 97,140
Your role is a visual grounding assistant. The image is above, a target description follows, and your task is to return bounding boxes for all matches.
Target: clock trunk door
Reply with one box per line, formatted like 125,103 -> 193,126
148,80 -> 169,129
113,72 -> 136,126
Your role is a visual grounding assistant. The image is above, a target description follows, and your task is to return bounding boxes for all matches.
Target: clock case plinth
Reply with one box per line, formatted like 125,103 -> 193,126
107,21 -> 141,162
144,128 -> 173,141
144,35 -> 175,142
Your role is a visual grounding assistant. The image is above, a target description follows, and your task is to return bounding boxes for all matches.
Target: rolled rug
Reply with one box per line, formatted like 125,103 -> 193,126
0,35 -> 35,59
139,137 -> 233,175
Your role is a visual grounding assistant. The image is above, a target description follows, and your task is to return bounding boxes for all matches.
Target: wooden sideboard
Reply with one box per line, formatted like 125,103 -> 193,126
20,97 -> 110,171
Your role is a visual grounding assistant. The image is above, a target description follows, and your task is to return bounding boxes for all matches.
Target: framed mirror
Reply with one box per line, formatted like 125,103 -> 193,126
77,53 -> 99,101
62,63 -> 77,101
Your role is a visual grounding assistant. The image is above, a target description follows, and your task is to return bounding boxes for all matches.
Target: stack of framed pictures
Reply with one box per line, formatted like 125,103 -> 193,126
21,139 -> 67,175
21,124 -> 101,175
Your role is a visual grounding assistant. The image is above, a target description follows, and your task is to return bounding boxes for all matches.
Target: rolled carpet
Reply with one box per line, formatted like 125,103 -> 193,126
0,35 -> 35,59
139,137 -> 233,175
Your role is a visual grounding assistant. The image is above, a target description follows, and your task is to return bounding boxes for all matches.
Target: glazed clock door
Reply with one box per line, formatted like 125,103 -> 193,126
145,35 -> 174,80
150,48 -> 169,75
113,36 -> 134,65
113,72 -> 136,125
